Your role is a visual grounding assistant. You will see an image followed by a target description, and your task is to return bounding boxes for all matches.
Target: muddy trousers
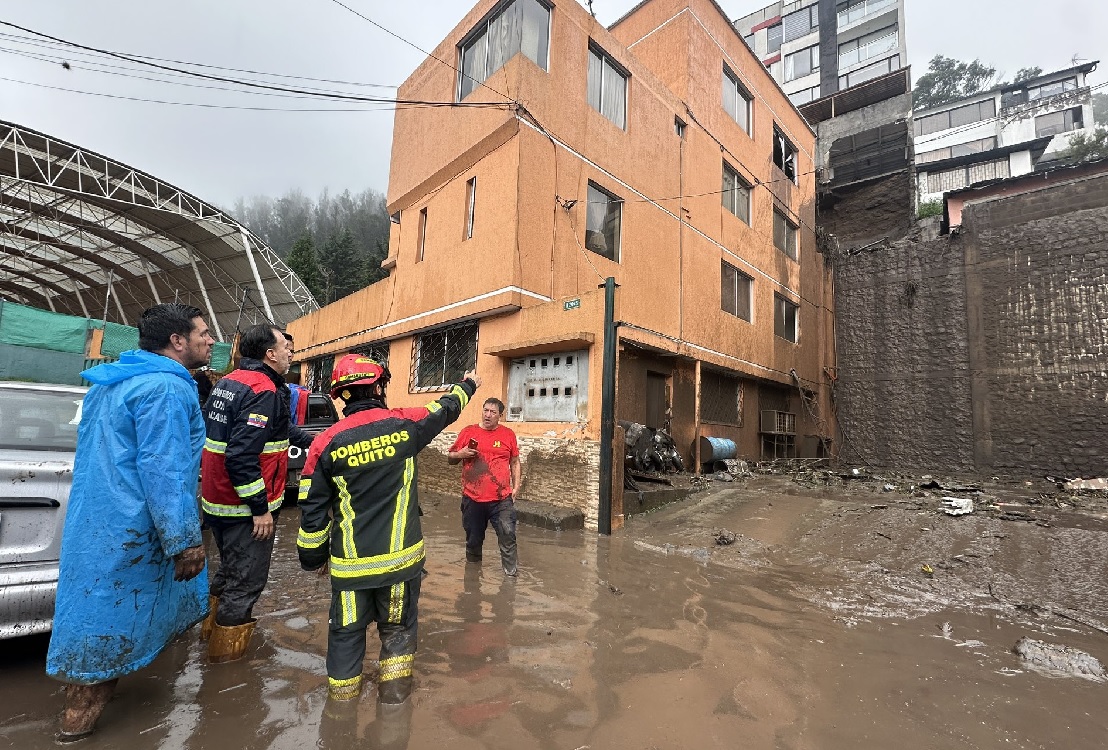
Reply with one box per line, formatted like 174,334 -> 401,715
327,575 -> 421,703
461,496 -> 517,574
209,518 -> 277,626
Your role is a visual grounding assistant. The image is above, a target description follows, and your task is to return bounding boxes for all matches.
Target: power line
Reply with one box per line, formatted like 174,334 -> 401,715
0,30 -> 400,90
0,75 -> 509,112
0,46 -> 389,103
0,20 -> 495,108
326,0 -> 513,103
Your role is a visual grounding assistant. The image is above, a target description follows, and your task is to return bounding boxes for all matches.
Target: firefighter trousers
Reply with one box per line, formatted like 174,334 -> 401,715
210,517 -> 278,626
327,575 -> 421,701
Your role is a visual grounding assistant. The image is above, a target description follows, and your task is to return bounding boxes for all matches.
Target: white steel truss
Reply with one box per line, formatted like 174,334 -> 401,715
0,120 -> 318,338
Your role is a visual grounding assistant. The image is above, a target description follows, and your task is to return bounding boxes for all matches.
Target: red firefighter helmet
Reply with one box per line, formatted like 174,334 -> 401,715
329,354 -> 391,399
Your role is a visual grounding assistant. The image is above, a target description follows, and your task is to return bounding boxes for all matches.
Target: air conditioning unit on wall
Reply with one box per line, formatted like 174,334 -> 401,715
760,410 -> 796,435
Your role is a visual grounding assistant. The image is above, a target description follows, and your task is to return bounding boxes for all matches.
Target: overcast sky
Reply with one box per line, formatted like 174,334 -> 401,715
0,0 -> 1103,210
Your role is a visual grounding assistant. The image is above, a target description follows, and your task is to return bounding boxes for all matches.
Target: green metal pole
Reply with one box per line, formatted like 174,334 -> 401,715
598,276 -> 617,535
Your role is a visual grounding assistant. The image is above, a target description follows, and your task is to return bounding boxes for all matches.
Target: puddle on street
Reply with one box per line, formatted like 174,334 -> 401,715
1,486 -> 1105,749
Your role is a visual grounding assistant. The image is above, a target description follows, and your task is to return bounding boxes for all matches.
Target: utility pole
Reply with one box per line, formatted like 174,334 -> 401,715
597,276 -> 618,535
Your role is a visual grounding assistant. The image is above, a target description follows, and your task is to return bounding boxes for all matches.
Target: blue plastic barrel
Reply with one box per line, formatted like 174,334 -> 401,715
699,436 -> 737,462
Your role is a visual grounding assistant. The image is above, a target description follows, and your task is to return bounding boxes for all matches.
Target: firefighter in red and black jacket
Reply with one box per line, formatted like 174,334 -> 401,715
200,324 -> 314,662
297,354 -> 480,704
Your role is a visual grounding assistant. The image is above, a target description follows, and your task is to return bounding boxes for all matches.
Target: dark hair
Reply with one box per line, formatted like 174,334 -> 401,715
239,324 -> 281,360
138,303 -> 204,352
484,397 -> 505,414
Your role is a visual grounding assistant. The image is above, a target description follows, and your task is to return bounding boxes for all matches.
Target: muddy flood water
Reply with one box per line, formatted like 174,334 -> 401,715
2,477 -> 1107,749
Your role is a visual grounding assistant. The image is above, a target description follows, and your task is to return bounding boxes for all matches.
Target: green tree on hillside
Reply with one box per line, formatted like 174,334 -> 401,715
285,232 -> 324,302
914,56 -> 998,110
1063,125 -> 1108,163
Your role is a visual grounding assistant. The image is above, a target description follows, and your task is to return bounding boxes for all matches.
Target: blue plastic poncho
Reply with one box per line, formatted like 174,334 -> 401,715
46,349 -> 209,684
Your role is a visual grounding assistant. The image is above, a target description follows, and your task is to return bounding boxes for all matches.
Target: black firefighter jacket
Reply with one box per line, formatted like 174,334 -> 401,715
296,379 -> 476,590
201,358 -> 313,523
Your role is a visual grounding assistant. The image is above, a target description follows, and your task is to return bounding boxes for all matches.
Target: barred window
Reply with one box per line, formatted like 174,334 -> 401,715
412,321 -> 478,391
350,342 -> 390,368
307,356 -> 335,394
700,370 -> 743,426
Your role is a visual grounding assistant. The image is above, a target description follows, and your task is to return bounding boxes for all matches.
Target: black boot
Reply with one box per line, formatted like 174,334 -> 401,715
465,546 -> 482,563
377,675 -> 412,705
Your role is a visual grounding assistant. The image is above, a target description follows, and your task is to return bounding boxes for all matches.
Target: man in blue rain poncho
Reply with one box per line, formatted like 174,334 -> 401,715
46,303 -> 215,743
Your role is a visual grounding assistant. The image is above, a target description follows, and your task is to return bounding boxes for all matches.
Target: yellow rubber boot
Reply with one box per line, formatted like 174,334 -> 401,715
208,620 -> 256,663
199,596 -> 219,641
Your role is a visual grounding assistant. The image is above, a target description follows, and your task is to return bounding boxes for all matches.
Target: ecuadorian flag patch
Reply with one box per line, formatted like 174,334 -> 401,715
247,413 -> 269,428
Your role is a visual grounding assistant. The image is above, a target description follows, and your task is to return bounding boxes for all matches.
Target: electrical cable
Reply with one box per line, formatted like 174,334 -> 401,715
0,20 -> 506,108
326,0 -> 513,104
0,30 -> 400,90
0,74 -> 512,112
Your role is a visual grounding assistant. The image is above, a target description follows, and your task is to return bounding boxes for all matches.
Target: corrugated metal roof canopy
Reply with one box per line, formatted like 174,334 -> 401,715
0,120 -> 317,342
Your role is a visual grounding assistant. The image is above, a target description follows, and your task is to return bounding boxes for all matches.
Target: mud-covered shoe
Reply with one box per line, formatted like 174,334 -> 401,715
57,679 -> 117,743
465,547 -> 482,563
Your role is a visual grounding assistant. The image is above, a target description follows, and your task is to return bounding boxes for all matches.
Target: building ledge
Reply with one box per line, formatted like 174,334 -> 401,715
486,332 -> 595,358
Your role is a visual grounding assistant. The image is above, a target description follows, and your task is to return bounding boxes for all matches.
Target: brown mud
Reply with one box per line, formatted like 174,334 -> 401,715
1,476 -> 1105,749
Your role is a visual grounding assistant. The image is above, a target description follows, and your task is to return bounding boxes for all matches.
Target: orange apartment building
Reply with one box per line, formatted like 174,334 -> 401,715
288,0 -> 835,530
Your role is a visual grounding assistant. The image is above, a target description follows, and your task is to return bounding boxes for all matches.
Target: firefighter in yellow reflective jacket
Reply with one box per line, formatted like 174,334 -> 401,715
298,354 -> 480,704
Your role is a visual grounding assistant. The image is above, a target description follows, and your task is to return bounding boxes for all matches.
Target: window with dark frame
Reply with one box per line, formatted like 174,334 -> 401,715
587,44 -> 628,129
465,177 -> 477,239
774,294 -> 798,343
773,209 -> 798,259
766,22 -> 783,54
675,116 -> 686,138
416,207 -> 427,261
1035,107 -> 1083,138
722,66 -> 752,135
458,0 -> 550,100
413,321 -> 478,390
784,45 -> 819,82
721,162 -> 751,224
914,99 -> 996,136
1028,77 -> 1077,101
772,127 -> 797,183
837,25 -> 897,68
721,260 -> 752,322
585,181 -> 621,261
782,4 -> 818,43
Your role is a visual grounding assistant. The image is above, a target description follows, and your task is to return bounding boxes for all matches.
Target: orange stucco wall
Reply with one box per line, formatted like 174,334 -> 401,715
289,0 -> 835,464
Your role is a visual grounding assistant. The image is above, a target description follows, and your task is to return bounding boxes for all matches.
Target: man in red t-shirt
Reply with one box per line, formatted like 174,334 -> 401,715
447,398 -> 521,576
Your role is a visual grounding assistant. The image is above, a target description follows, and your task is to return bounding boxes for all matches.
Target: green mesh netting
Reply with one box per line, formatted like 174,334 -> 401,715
0,300 -> 90,354
99,321 -> 140,357
210,343 -> 232,372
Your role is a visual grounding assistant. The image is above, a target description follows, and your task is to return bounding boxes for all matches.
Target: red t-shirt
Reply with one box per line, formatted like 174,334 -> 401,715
450,424 -> 519,502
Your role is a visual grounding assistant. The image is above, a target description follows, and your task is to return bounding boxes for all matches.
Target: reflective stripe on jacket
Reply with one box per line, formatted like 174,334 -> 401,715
201,358 -> 307,519
297,380 -> 475,590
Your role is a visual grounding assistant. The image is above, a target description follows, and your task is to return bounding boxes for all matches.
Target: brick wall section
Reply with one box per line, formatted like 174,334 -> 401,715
417,431 -> 602,529
832,173 -> 1108,476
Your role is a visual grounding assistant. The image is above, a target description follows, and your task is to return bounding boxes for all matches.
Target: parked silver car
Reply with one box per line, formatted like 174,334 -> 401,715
0,382 -> 85,639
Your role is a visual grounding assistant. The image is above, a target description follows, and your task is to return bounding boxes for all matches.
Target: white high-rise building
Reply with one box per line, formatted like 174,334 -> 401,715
734,0 -> 908,106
